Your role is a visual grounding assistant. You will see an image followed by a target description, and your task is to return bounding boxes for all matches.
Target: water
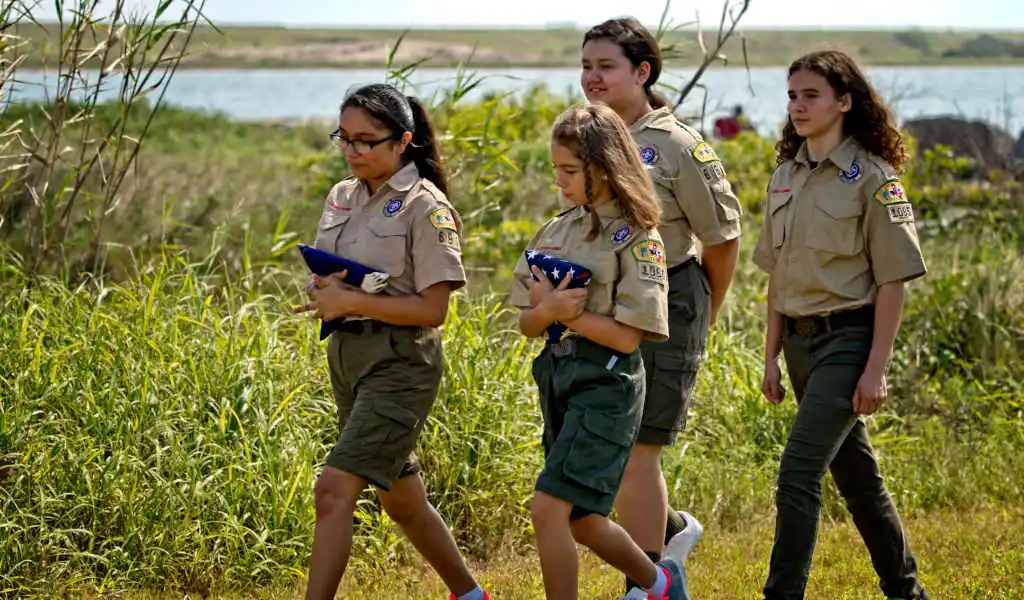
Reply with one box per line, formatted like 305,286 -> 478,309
6,65 -> 1024,136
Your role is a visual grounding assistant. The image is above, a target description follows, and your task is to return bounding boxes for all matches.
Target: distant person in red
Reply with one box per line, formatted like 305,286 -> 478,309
714,105 -> 754,140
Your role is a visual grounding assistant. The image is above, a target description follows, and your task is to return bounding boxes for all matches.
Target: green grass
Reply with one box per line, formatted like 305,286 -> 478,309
1,87 -> 1022,598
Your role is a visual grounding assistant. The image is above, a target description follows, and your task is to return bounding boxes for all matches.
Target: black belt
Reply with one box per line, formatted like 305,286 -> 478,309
334,319 -> 391,335
668,256 -> 698,278
546,336 -> 627,370
784,306 -> 874,338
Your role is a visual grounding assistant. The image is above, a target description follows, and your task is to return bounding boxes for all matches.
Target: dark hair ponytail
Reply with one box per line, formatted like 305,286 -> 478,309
584,18 -> 672,110
341,83 -> 449,195
404,95 -> 448,196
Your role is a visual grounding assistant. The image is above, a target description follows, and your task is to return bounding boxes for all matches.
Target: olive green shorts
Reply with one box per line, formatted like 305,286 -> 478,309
638,259 -> 711,445
531,336 -> 645,517
325,321 -> 442,491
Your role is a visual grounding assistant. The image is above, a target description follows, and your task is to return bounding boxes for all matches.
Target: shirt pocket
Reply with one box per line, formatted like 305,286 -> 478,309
582,253 -> 618,314
807,199 -> 864,256
768,192 -> 792,248
314,213 -> 350,251
365,218 -> 409,277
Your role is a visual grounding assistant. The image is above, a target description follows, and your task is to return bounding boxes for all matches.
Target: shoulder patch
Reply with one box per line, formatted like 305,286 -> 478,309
631,239 -> 666,264
874,179 -> 907,205
639,146 -> 659,165
428,207 -> 457,230
886,202 -> 914,224
691,141 -> 720,164
631,239 -> 667,285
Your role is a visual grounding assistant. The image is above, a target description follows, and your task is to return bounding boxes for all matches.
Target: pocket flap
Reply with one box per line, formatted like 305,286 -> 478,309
582,412 -> 634,448
321,213 -> 351,230
768,192 -> 791,215
371,399 -> 420,430
367,218 -> 408,237
818,200 -> 863,220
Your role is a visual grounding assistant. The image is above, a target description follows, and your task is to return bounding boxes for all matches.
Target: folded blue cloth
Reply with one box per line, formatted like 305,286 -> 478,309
524,250 -> 592,343
298,244 -> 388,340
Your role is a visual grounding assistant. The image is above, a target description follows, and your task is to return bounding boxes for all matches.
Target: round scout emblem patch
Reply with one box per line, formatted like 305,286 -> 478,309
839,161 -> 862,183
612,224 -> 632,245
639,146 -> 659,165
383,197 -> 404,217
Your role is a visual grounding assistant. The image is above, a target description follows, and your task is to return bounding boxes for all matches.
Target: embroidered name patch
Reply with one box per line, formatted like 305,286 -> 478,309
639,146 -> 659,165
612,224 -> 632,245
429,207 -> 456,230
839,161 -> 862,183
874,179 -> 907,205
886,203 -> 914,224
383,197 -> 404,217
691,141 -> 720,164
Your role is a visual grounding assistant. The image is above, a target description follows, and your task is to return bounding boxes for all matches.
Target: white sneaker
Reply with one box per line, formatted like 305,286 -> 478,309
619,587 -> 649,600
662,510 -> 703,563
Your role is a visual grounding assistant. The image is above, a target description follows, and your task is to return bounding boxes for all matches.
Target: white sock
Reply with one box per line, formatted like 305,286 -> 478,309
457,586 -> 485,600
645,566 -> 668,596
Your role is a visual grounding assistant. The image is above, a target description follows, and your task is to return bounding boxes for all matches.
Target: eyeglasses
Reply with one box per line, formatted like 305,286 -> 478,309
329,129 -> 397,154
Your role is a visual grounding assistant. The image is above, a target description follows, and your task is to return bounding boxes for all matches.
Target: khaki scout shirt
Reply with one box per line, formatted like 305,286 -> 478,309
313,162 -> 466,297
753,137 -> 927,318
509,200 -> 670,342
630,107 -> 742,268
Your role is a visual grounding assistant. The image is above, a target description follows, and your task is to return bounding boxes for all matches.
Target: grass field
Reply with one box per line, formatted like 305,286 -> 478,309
10,23 -> 1024,69
2,13 -> 1023,596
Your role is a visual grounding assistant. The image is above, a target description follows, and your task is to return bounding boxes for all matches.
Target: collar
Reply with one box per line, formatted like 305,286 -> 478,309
796,136 -> 859,172
384,161 -> 419,192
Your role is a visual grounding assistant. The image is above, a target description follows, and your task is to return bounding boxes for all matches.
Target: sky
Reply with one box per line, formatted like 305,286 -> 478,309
30,0 -> 1024,30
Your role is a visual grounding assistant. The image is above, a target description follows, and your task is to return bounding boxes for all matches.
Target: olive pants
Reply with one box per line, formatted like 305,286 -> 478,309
764,313 -> 928,600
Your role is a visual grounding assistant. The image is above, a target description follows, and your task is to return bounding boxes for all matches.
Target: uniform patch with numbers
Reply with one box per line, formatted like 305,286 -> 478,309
631,239 -> 666,283
638,261 -> 666,284
701,161 -> 726,183
437,228 -> 460,248
886,202 -> 914,224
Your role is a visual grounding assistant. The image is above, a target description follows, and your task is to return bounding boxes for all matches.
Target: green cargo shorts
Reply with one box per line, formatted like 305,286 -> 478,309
638,258 -> 711,445
324,320 -> 442,491
531,336 -> 645,517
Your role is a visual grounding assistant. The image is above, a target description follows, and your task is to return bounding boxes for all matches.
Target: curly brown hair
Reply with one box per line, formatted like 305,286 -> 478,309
551,104 -> 661,240
775,50 -> 909,172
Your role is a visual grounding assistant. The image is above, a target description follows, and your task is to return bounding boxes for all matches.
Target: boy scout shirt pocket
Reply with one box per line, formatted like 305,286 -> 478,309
563,411 -> 636,493
315,213 -> 350,251
366,218 -> 409,277
768,192 -> 791,249
807,200 -> 864,255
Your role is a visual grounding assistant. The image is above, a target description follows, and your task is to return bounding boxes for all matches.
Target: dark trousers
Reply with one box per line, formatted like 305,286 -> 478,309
764,316 -> 927,600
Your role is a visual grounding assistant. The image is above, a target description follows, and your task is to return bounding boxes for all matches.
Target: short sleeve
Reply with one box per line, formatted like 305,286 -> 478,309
863,175 -> 927,285
613,232 -> 670,342
671,137 -> 743,247
509,224 -> 549,309
410,201 -> 467,293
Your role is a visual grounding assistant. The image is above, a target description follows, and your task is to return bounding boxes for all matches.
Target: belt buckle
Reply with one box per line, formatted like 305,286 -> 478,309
550,337 -> 574,358
794,318 -> 819,337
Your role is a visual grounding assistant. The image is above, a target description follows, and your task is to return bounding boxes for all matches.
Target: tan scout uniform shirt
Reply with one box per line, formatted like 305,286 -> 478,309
753,137 -> 927,318
510,200 -> 670,342
630,107 -> 743,268
314,162 -> 466,298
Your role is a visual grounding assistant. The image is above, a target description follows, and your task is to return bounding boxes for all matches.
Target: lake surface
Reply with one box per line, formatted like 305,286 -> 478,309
7,65 -> 1024,136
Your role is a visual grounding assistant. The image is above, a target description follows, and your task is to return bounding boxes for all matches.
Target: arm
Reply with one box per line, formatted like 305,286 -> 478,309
519,304 -> 556,339
701,237 -> 740,325
762,274 -> 786,404
562,312 -> 644,354
853,280 -> 904,414
297,275 -> 452,328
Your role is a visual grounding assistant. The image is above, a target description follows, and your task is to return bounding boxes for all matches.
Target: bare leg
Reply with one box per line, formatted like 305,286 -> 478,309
376,474 -> 478,597
615,442 -> 670,554
571,514 -> 658,589
531,492 -> 580,600
305,467 -> 366,600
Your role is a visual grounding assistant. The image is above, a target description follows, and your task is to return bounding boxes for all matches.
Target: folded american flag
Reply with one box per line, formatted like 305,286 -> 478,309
525,249 -> 592,343
298,244 -> 390,340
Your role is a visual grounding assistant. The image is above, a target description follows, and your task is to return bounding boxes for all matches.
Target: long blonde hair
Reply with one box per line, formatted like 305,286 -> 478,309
551,104 -> 661,240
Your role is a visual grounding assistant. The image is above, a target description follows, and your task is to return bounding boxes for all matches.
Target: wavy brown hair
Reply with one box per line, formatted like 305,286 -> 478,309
551,104 -> 661,241
776,50 -> 909,172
